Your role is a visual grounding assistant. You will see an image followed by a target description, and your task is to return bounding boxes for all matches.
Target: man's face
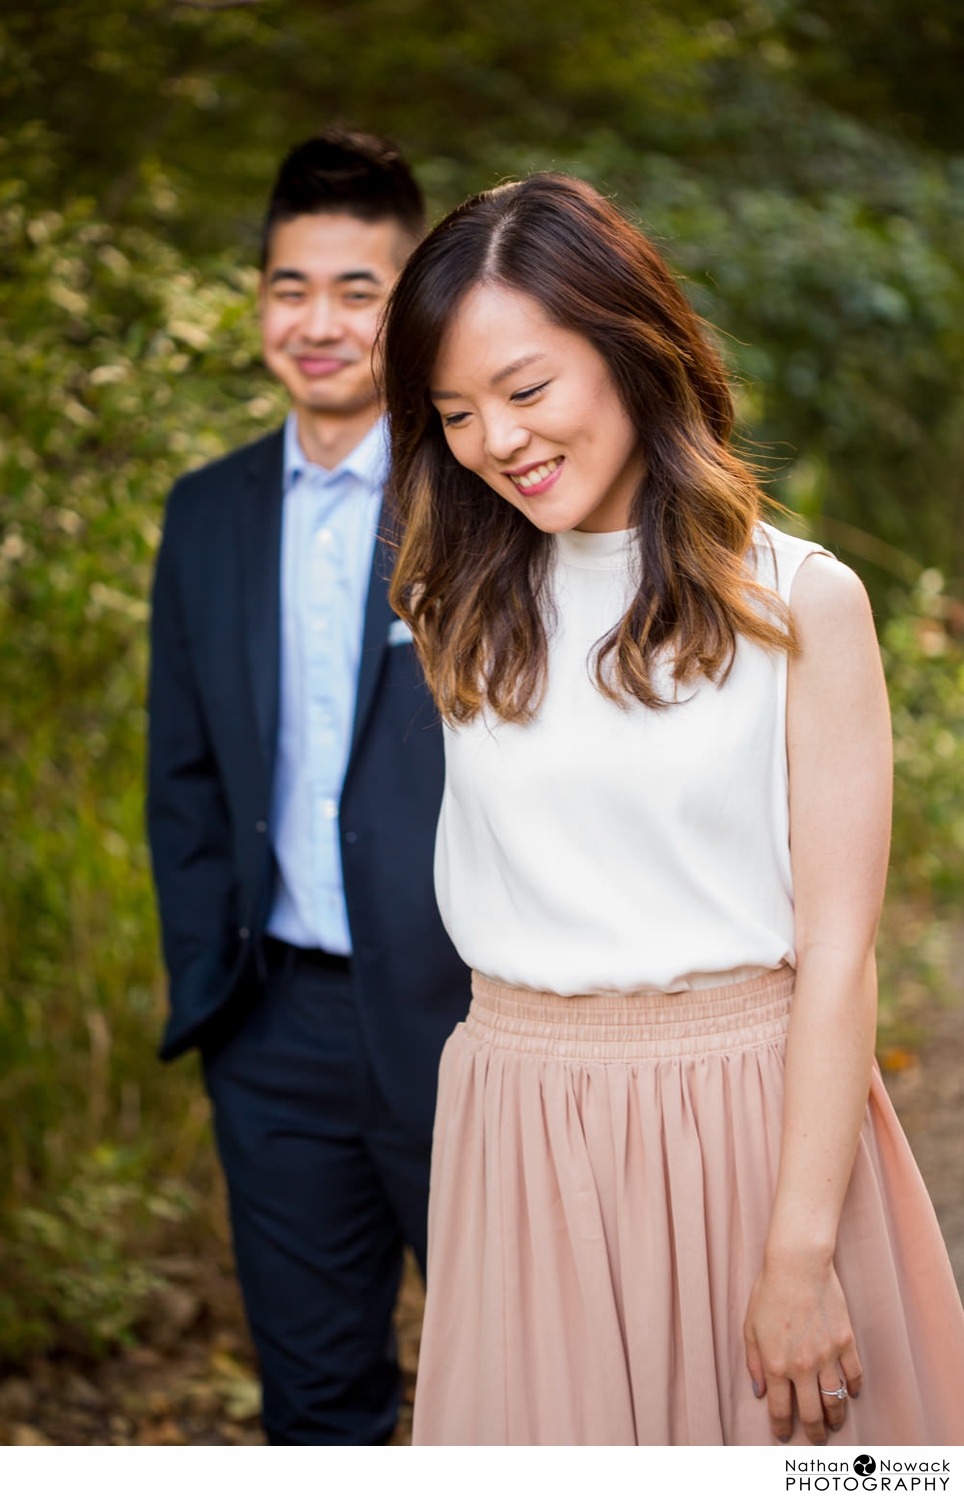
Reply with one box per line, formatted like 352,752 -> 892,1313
258,212 -> 405,422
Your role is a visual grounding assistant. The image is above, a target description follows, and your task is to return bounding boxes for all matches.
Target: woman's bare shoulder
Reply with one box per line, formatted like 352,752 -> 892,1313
789,552 -> 874,641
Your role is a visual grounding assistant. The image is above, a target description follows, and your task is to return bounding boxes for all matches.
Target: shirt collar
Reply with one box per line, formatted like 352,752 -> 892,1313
283,411 -> 389,495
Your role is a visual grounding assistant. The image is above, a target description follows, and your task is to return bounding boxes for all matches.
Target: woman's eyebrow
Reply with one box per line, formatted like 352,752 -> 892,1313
431,351 -> 547,402
491,352 -> 546,385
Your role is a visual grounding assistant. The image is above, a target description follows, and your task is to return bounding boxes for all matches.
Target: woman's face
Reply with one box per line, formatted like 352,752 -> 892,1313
430,283 -> 645,533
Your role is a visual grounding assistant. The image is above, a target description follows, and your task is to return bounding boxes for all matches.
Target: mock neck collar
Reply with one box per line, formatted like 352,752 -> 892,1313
553,526 -> 638,570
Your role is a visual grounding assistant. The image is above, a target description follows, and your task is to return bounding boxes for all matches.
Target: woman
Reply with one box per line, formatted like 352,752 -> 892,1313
381,174 -> 964,1445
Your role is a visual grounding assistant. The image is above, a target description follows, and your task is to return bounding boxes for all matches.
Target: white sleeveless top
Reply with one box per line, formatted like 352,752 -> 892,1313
435,521 -> 827,995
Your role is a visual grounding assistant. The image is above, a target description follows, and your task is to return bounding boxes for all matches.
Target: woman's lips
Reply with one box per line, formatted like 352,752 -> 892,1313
506,457 -> 565,496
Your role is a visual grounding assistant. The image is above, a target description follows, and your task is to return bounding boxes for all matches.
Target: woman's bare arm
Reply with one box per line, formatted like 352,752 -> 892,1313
744,552 -> 893,1444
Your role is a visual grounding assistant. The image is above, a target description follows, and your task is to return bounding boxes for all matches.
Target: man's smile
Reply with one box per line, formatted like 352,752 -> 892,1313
293,354 -> 353,378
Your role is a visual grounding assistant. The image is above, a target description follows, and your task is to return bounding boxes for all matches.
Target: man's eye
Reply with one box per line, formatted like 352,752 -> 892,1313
512,381 -> 549,402
345,292 -> 375,304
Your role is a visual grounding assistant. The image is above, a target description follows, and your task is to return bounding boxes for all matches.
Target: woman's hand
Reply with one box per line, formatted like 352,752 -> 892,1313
744,1252 -> 863,1444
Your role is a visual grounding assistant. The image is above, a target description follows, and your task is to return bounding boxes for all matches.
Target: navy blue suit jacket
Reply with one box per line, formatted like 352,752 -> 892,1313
147,426 -> 470,1142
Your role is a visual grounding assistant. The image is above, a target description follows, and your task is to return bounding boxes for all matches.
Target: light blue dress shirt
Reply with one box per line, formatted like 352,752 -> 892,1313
265,411 -> 387,954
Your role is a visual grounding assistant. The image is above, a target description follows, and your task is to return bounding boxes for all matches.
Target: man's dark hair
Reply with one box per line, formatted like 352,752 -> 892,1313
260,127 -> 426,267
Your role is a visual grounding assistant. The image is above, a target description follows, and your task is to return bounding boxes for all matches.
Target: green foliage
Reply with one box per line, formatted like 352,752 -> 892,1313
0,183 -> 282,1358
644,159 -> 964,592
872,572 -> 964,1047
883,572 -> 964,901
0,1148 -> 196,1360
779,0 -> 964,152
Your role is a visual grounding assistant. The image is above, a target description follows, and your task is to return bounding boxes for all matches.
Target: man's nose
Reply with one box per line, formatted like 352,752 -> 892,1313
300,295 -> 343,342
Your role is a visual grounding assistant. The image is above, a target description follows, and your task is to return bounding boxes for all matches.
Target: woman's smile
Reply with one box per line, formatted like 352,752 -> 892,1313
504,456 -> 565,494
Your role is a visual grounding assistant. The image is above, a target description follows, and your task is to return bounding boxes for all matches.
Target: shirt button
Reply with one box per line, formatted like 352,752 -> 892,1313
322,799 -> 338,820
318,528 -> 334,546
255,820 -> 267,833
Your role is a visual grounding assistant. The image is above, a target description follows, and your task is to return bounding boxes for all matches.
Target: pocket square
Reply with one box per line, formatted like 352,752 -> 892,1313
387,617 -> 414,646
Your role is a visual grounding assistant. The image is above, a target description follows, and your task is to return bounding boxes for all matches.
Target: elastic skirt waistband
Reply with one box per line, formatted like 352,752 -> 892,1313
463,965 -> 795,1061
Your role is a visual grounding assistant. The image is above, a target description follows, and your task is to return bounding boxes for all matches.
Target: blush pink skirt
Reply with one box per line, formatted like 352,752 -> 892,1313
412,967 -> 964,1445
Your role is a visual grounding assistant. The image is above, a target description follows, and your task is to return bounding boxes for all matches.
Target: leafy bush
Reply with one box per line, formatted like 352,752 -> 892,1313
884,571 -> 964,900
874,572 -> 964,1047
0,1147 -> 196,1360
0,184 -> 283,1356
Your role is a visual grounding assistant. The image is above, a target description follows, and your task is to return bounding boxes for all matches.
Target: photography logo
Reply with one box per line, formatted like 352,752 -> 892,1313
785,1451 -> 951,1491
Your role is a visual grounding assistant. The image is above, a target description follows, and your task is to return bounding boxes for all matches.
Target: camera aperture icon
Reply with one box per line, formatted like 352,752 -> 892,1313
853,1456 -> 877,1476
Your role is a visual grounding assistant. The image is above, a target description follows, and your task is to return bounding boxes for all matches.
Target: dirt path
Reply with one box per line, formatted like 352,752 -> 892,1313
1,1012 -> 961,1446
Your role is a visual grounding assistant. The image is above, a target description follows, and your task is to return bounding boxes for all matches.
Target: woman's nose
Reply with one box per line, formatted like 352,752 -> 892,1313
483,413 -> 529,464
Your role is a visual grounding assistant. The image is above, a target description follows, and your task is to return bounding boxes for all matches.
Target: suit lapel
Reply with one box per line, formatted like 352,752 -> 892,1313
239,428 -> 284,775
350,505 -> 395,758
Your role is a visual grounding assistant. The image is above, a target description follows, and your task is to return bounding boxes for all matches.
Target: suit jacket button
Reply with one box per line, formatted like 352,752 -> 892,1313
255,820 -> 267,833
344,830 -> 358,844
239,926 -> 250,940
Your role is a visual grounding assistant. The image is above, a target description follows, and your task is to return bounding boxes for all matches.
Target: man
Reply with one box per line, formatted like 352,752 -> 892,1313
147,130 -> 469,1445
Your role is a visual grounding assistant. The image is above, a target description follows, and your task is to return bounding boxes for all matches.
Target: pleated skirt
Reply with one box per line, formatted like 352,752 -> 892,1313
412,966 -> 964,1445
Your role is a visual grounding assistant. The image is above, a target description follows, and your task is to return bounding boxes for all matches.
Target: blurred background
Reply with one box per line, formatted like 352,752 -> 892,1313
1,0 -> 963,1445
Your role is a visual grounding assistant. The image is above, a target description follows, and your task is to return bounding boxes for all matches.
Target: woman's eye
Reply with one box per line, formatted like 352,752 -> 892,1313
441,412 -> 470,428
511,381 -> 549,403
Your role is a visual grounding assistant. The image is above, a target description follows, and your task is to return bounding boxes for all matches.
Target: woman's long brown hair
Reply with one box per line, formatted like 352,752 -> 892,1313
383,174 -> 792,722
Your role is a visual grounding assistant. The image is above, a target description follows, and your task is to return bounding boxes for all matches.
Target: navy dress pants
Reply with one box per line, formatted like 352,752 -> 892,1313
202,942 -> 432,1445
